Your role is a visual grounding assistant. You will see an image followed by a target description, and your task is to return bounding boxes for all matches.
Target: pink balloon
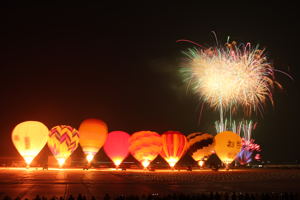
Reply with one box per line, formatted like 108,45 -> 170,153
104,131 -> 130,167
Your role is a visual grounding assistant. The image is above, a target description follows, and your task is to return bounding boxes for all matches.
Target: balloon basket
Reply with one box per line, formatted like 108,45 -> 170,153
225,163 -> 230,171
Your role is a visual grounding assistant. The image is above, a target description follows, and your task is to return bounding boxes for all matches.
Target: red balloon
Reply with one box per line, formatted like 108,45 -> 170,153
103,131 -> 130,167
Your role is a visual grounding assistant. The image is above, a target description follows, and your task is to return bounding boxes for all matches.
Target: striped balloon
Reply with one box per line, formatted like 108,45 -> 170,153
187,132 -> 215,165
129,131 -> 162,168
160,131 -> 188,168
48,125 -> 80,167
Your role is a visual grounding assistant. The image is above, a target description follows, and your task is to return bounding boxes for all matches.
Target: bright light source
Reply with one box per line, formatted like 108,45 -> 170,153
24,156 -> 34,166
142,160 -> 150,169
198,160 -> 204,167
166,157 -> 178,168
86,154 -> 94,163
57,158 -> 65,167
113,159 -> 122,168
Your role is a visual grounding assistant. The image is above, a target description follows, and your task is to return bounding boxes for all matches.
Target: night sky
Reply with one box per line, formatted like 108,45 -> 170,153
1,2 -> 299,162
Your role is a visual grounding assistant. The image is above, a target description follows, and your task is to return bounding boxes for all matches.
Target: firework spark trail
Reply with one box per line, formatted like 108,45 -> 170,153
241,120 -> 257,140
215,119 -> 256,138
215,119 -> 242,133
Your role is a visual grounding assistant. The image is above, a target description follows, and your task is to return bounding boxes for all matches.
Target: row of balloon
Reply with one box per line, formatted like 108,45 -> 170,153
12,119 -> 107,168
12,119 -> 241,169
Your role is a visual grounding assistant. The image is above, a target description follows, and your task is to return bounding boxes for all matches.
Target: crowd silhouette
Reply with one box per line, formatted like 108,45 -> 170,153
2,192 -> 299,200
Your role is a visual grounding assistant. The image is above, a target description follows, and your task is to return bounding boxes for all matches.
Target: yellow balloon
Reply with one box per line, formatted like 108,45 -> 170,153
79,119 -> 108,163
11,121 -> 49,166
214,131 -> 242,165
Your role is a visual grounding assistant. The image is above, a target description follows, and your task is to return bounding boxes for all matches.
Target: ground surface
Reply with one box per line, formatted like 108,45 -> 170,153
0,168 -> 299,199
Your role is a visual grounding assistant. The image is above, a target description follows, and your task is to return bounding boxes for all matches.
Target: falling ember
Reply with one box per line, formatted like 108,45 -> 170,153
86,154 -> 94,163
57,158 -> 66,167
142,160 -> 150,169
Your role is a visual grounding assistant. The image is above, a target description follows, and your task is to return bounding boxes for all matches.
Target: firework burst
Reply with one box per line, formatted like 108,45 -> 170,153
236,138 -> 262,165
181,41 -> 280,115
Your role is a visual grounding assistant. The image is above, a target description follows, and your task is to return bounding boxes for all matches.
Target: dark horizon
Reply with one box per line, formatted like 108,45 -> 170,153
1,2 -> 299,162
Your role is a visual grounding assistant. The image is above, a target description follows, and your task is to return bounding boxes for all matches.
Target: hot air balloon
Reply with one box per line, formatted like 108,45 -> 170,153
129,131 -> 162,169
214,131 -> 242,169
160,131 -> 188,168
187,132 -> 215,167
48,125 -> 80,167
11,121 -> 49,167
79,119 -> 108,163
104,131 -> 130,168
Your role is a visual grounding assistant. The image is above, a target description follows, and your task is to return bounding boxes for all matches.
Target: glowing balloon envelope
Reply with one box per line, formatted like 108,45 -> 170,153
104,131 -> 130,167
187,132 -> 215,166
214,131 -> 242,166
160,131 -> 188,168
129,131 -> 162,169
12,121 -> 49,166
79,119 -> 108,163
48,125 -> 80,167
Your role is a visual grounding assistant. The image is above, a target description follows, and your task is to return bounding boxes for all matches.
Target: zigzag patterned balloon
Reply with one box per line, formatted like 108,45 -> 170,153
48,125 -> 80,167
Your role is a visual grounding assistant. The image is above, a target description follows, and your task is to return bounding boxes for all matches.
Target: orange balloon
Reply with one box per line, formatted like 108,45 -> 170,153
129,131 -> 162,168
79,119 -> 108,162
